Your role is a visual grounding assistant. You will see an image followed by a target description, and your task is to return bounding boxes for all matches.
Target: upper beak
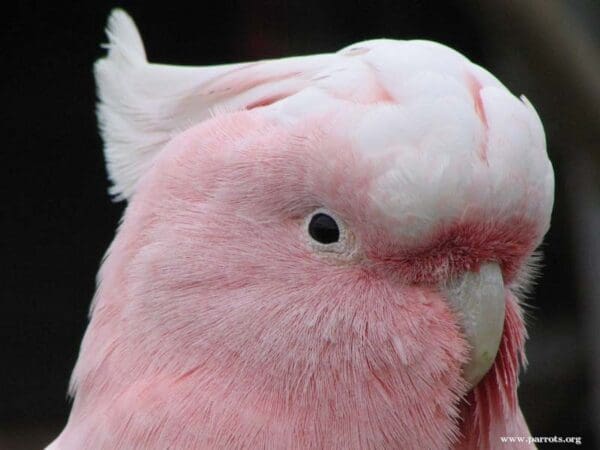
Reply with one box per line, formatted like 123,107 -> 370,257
443,262 -> 506,388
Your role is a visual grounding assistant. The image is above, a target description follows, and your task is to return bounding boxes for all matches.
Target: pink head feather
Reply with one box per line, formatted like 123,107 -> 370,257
49,10 -> 553,450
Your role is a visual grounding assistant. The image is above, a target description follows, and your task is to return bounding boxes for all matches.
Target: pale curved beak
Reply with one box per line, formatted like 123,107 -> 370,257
443,262 -> 506,388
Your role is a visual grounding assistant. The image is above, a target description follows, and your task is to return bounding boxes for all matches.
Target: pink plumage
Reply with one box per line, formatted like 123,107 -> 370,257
49,9 -> 554,450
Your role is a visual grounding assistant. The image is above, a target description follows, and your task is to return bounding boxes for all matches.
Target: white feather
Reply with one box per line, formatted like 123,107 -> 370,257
95,9 -> 554,243
96,9 -> 250,199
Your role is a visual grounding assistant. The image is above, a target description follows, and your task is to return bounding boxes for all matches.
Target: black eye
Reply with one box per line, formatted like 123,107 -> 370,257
308,213 -> 340,244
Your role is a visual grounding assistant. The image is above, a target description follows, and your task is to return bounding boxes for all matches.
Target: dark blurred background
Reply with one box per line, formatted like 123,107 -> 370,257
2,1 -> 599,449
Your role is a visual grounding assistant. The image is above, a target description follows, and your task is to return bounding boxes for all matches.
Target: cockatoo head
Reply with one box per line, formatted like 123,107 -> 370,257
59,10 -> 553,450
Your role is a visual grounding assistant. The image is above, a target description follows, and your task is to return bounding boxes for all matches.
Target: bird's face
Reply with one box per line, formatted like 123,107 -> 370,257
96,93 -> 550,446
56,12 -> 554,449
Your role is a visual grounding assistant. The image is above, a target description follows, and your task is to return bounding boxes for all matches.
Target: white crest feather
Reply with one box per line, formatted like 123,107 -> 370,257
95,8 -> 553,230
94,10 -> 379,200
95,10 -> 251,199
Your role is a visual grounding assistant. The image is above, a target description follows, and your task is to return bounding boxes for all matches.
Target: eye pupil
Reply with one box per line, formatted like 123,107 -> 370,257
308,213 -> 340,244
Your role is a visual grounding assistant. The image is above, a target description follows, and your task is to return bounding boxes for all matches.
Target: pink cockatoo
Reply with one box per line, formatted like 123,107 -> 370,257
49,9 -> 554,450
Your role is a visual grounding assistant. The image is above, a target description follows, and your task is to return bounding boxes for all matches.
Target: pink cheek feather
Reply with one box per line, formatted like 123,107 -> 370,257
77,244 -> 472,449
